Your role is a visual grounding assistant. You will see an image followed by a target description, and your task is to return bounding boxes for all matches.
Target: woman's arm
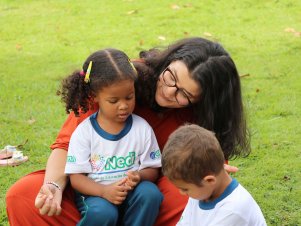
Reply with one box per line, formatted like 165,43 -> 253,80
35,148 -> 68,216
44,148 -> 68,189
224,164 -> 239,173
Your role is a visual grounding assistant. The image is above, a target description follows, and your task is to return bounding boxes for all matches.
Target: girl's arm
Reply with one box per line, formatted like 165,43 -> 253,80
126,167 -> 160,189
70,174 -> 105,196
138,167 -> 159,182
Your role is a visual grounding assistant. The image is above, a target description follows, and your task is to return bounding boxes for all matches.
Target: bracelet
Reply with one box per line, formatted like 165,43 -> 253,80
45,181 -> 61,191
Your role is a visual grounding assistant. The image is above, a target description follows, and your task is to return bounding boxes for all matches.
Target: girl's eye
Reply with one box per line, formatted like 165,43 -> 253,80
108,100 -> 118,104
126,95 -> 134,100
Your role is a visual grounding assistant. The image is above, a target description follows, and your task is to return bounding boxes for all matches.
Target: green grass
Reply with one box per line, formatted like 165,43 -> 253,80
1,0 -> 300,225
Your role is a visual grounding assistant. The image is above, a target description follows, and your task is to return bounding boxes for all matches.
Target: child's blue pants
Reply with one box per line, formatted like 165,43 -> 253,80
75,181 -> 163,226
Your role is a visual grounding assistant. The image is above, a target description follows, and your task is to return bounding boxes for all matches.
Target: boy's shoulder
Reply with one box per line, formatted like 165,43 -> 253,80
214,182 -> 266,225
221,183 -> 256,208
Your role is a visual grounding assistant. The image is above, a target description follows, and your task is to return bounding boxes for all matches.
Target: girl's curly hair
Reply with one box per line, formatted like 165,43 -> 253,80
57,48 -> 137,116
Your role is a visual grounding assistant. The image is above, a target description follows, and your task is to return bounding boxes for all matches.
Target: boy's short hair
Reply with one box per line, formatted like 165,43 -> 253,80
162,124 -> 225,185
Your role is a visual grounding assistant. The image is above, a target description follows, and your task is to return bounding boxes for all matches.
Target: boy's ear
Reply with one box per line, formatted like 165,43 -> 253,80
202,175 -> 216,185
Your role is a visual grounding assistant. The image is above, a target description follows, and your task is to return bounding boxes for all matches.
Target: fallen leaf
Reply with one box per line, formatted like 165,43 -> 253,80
284,27 -> 296,33
158,36 -> 166,41
256,88 -> 260,93
171,4 -> 180,10
284,27 -> 300,37
127,10 -> 137,15
240,73 -> 250,78
204,32 -> 212,37
16,44 -> 22,51
183,3 -> 193,8
28,118 -> 36,124
139,39 -> 144,46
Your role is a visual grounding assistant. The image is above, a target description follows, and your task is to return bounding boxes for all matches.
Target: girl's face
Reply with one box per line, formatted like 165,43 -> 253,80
94,79 -> 135,126
155,60 -> 201,108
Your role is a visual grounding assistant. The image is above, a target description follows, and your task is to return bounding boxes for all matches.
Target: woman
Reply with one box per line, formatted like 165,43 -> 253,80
6,37 -> 250,226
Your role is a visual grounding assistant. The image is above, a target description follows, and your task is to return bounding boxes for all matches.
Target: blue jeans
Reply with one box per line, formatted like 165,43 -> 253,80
75,181 -> 163,226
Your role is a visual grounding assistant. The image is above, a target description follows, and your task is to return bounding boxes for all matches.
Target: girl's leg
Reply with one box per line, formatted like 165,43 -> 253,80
6,170 -> 80,226
122,181 -> 163,226
75,193 -> 118,226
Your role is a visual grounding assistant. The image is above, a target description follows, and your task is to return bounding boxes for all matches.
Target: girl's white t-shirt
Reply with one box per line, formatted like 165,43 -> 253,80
65,113 -> 161,185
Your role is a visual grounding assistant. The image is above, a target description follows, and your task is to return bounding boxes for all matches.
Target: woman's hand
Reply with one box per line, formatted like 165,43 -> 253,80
224,164 -> 239,174
34,183 -> 62,216
125,171 -> 141,190
102,178 -> 131,205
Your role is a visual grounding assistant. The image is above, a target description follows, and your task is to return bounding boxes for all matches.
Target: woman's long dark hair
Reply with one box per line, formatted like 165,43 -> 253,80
134,37 -> 250,160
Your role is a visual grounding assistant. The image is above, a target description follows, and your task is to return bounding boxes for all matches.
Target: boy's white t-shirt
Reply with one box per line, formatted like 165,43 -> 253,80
65,113 -> 161,185
177,179 -> 267,226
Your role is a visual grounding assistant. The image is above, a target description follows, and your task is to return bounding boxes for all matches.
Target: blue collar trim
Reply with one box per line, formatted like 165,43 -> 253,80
198,178 -> 239,210
89,112 -> 132,141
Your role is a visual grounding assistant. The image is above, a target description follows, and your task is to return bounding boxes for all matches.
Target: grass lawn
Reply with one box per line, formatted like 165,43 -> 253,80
1,0 -> 300,225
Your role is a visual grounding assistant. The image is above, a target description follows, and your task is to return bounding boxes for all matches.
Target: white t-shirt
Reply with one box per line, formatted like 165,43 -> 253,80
65,113 -> 161,185
177,179 -> 267,226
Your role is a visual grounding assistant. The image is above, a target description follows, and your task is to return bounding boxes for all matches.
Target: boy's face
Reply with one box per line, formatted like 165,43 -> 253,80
172,179 -> 214,201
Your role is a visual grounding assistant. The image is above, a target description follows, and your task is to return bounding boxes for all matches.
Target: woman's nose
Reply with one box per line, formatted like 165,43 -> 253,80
163,86 -> 177,99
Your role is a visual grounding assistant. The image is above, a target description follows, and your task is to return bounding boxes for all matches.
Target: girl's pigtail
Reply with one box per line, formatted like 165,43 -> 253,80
58,70 -> 92,116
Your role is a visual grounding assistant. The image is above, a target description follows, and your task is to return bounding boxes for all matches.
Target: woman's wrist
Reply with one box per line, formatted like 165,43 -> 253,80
45,181 -> 62,191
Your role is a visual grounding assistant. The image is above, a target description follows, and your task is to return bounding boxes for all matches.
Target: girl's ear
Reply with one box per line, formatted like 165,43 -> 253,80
202,175 -> 217,185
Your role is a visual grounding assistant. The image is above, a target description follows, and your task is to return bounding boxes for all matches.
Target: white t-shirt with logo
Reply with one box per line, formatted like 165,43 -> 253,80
177,179 -> 267,226
65,113 -> 161,185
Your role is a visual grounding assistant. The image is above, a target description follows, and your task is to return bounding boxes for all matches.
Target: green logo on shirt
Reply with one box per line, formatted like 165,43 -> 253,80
67,155 -> 76,163
105,152 -> 136,170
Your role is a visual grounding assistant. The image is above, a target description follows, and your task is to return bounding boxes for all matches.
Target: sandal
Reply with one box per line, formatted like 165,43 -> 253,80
0,140 -> 28,160
0,145 -> 16,160
0,151 -> 28,167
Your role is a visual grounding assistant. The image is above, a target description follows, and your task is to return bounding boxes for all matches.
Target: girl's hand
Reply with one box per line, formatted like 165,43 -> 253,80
102,178 -> 131,205
34,183 -> 62,216
224,164 -> 239,174
125,171 -> 141,190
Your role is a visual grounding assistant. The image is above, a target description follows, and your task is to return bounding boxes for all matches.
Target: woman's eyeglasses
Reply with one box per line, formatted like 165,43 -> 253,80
162,67 -> 192,106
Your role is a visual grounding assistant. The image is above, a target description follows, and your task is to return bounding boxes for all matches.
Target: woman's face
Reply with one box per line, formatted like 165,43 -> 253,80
155,60 -> 201,108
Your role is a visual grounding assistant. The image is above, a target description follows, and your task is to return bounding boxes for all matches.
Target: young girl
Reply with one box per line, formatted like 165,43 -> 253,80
61,49 -> 162,226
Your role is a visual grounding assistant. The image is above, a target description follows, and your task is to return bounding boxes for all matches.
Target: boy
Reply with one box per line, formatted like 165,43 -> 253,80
162,124 -> 267,226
